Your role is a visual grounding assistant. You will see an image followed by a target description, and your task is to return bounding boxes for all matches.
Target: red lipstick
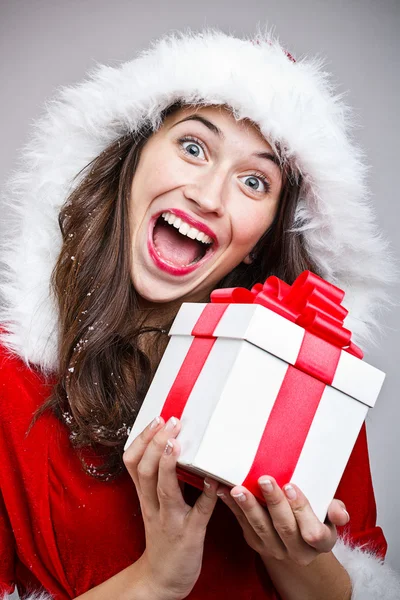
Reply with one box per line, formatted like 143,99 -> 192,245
147,209 -> 217,276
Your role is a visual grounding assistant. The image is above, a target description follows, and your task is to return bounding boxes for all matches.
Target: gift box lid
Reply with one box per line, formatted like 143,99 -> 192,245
169,302 -> 386,408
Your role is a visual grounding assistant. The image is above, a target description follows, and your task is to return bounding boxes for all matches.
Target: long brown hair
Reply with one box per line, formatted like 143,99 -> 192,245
31,101 -> 320,480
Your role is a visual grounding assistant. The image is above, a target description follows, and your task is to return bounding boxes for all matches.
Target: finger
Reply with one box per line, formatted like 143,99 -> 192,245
137,416 -> 181,514
122,415 -> 165,492
257,477 -> 301,546
188,477 -> 219,531
157,437 -> 187,516
326,499 -> 350,527
258,477 -> 320,564
216,486 -> 252,532
282,482 -> 337,553
229,486 -> 287,557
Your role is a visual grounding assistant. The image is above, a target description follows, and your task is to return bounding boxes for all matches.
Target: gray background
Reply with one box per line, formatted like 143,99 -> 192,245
1,0 -> 399,590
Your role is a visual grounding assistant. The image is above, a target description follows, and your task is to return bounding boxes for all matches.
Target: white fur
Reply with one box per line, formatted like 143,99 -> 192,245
0,25 -> 397,372
333,537 -> 400,598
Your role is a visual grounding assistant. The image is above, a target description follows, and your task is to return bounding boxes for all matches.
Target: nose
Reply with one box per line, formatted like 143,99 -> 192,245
183,171 -> 226,217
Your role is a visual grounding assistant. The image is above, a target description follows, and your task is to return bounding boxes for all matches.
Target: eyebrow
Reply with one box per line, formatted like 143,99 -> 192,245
171,115 -> 281,169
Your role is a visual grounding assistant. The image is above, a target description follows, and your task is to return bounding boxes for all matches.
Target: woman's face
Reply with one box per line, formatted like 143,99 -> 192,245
129,105 -> 283,304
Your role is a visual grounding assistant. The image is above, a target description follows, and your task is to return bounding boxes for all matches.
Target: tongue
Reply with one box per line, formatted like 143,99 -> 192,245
153,222 -> 202,266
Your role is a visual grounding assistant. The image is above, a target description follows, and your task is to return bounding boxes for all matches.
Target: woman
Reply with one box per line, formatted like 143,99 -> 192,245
0,27 -> 399,599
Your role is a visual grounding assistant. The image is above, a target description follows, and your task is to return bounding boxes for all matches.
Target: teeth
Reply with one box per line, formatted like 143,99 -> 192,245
172,217 -> 182,229
179,222 -> 190,236
161,212 -> 213,245
187,227 -> 198,240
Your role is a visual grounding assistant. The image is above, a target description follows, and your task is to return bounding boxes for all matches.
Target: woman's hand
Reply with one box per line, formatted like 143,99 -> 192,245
216,476 -> 350,567
123,416 -> 219,600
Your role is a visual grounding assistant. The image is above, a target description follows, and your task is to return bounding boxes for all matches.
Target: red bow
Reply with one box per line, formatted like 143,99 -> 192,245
210,270 -> 363,359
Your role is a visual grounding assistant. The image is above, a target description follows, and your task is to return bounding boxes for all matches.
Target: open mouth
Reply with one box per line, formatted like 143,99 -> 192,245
148,211 -> 216,275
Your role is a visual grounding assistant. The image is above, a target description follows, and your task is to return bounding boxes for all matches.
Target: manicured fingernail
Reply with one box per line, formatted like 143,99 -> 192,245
150,416 -> 160,429
259,478 -> 273,493
164,439 -> 174,455
164,416 -> 178,431
343,509 -> 350,522
283,484 -> 297,500
204,478 -> 211,489
232,492 -> 246,502
216,491 -> 225,498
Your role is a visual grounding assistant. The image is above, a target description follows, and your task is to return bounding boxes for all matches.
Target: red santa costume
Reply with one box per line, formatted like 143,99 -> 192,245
0,26 -> 399,599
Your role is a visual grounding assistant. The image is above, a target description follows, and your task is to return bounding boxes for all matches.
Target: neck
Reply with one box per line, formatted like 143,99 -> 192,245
135,297 -> 182,330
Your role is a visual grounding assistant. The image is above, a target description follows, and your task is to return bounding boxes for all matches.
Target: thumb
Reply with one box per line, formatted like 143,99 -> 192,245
326,498 -> 350,527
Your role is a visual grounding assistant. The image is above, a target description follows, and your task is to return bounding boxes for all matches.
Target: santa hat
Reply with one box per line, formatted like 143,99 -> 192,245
0,26 -> 396,372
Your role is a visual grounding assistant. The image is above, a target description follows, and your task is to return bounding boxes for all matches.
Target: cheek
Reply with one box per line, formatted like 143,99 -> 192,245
232,203 -> 277,248
131,147 -> 184,205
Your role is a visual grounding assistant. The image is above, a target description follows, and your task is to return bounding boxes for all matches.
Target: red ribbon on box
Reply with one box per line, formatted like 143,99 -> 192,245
210,269 -> 363,359
161,270 -> 363,502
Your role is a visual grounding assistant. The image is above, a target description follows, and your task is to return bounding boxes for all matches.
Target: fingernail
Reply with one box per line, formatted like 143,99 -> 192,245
232,492 -> 246,502
164,439 -> 174,455
216,491 -> 225,498
259,478 -> 273,493
283,484 -> 297,500
343,508 -> 350,522
150,416 -> 160,430
204,478 -> 211,489
164,416 -> 178,431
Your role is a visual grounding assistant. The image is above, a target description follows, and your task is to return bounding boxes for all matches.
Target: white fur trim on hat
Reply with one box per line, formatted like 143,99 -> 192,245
333,537 -> 400,599
0,25 -> 397,373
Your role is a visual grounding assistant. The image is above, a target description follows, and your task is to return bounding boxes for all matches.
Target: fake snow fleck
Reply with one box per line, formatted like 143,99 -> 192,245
91,423 -> 130,440
62,412 -> 73,425
74,337 -> 89,353
86,463 -> 111,481
71,256 -> 75,261
68,367 -> 74,373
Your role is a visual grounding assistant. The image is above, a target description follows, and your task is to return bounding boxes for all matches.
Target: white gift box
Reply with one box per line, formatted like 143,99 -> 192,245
125,295 -> 385,522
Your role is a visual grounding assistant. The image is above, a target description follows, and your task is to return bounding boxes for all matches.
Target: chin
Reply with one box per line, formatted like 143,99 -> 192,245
131,276 -> 188,305
131,272 -> 213,307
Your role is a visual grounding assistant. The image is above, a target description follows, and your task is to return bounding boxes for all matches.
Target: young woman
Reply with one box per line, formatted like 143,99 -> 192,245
0,27 -> 399,600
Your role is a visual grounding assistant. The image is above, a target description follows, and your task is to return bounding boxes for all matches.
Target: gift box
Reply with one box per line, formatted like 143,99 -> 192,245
124,271 -> 385,522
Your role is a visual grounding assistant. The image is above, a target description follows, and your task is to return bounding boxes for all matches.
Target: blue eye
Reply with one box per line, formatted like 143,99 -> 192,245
179,136 -> 206,159
240,173 -> 271,195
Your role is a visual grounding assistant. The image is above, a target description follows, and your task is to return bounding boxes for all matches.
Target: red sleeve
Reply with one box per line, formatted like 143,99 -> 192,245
334,421 -> 387,560
0,486 -> 16,596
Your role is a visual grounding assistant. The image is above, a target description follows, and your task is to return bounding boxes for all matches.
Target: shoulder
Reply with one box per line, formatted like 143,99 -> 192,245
0,338 -> 57,418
